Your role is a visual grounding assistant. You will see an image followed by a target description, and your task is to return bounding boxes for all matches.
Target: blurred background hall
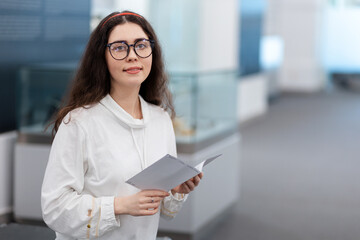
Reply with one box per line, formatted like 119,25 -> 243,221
1,0 -> 360,239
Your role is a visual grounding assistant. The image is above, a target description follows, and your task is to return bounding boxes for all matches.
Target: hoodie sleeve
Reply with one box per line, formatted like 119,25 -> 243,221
160,113 -> 188,220
41,118 -> 120,239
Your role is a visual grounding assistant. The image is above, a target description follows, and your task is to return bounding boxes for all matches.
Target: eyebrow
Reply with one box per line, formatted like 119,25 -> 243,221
111,38 -> 148,43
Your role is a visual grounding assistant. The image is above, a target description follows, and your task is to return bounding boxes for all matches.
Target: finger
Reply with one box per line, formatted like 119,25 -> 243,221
143,190 -> 170,197
193,176 -> 201,186
182,183 -> 191,193
147,196 -> 163,204
142,202 -> 161,210
185,180 -> 196,191
140,207 -> 159,216
139,196 -> 160,205
153,196 -> 166,202
198,172 -> 203,179
143,197 -> 154,204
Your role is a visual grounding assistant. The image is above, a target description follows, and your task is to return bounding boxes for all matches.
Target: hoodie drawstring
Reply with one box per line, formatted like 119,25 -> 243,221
131,128 -> 146,170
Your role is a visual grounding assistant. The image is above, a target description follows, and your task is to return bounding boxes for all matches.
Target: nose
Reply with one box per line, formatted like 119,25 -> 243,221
126,45 -> 138,61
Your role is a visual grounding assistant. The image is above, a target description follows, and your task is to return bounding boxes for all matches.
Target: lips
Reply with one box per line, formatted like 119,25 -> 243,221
124,66 -> 142,74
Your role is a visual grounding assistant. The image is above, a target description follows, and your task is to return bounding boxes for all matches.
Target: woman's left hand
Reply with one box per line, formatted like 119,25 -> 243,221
171,172 -> 203,195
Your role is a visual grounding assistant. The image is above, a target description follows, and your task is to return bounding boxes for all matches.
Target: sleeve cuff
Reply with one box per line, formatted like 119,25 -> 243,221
101,196 -> 120,226
170,191 -> 188,202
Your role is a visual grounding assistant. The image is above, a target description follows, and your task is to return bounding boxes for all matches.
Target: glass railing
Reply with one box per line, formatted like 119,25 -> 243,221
169,70 -> 238,151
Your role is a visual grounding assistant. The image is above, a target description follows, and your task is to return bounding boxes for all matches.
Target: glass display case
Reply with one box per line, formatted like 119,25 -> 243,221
16,65 -> 238,148
169,70 -> 238,153
16,62 -> 77,142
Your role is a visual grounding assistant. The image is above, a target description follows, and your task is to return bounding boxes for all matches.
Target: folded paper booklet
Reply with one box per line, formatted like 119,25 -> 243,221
126,154 -> 222,191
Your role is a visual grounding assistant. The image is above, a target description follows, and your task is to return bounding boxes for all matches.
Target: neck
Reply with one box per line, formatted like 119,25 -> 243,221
110,87 -> 142,119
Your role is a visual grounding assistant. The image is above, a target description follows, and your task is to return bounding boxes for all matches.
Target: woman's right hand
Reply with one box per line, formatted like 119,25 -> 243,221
114,190 -> 170,216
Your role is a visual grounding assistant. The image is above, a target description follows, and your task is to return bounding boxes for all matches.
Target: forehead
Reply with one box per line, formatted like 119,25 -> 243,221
108,22 -> 148,43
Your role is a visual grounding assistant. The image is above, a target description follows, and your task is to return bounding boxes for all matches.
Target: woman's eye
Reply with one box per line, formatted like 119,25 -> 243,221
136,43 -> 147,50
112,45 -> 126,52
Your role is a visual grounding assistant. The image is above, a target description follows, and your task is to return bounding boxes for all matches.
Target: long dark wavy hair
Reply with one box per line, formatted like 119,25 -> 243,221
52,11 -> 175,135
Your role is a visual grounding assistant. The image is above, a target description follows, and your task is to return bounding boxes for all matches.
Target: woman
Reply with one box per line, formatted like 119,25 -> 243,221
41,11 -> 202,240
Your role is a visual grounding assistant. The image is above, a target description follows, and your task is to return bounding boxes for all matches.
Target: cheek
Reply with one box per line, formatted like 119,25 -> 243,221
106,55 -> 120,76
146,58 -> 153,74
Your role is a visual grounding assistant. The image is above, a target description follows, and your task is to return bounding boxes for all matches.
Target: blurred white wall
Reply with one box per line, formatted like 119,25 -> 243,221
91,0 -> 149,30
198,0 -> 239,72
322,6 -> 360,72
148,0 -> 238,72
148,0 -> 201,72
265,0 -> 326,92
113,0 -> 149,18
238,73 -> 268,122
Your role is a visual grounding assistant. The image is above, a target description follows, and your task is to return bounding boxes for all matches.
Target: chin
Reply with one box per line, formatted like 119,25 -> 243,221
127,79 -> 146,88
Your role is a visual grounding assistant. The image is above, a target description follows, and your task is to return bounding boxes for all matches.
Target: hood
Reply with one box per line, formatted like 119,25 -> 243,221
99,94 -> 149,129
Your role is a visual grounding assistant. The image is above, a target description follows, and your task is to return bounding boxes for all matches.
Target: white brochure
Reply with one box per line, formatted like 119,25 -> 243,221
126,154 -> 222,191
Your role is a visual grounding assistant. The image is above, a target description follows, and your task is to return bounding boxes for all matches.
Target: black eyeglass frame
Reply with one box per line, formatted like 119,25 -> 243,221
106,39 -> 155,60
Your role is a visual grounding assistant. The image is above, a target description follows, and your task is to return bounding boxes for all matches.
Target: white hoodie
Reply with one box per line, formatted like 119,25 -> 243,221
41,94 -> 187,240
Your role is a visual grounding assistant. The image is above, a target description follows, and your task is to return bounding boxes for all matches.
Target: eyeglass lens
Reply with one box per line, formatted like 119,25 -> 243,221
109,40 -> 153,60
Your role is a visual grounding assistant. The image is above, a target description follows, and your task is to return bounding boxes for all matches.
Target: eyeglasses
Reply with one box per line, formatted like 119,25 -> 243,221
106,39 -> 155,60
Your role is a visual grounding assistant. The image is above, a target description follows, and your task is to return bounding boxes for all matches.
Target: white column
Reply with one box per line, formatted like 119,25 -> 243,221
198,0 -> 239,71
266,0 -> 326,92
0,131 -> 17,216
